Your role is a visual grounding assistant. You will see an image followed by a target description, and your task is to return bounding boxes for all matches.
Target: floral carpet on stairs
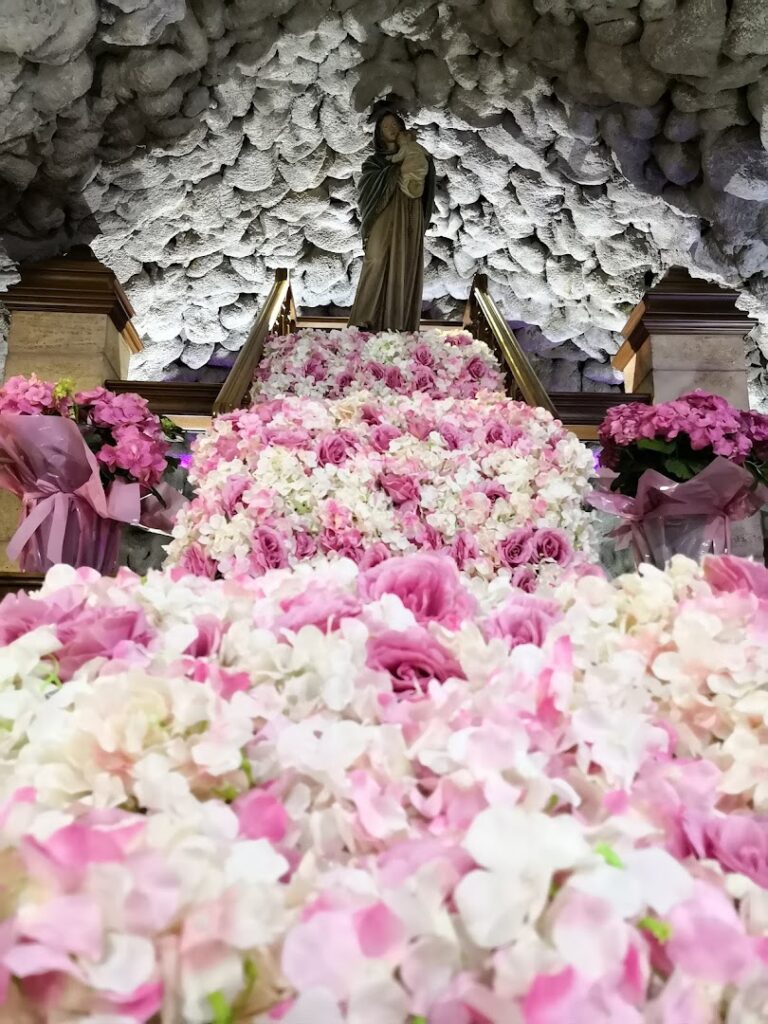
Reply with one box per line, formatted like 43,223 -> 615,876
1,328 -> 767,1023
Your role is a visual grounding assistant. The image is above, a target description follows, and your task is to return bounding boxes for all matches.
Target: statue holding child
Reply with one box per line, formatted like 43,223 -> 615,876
348,99 -> 436,334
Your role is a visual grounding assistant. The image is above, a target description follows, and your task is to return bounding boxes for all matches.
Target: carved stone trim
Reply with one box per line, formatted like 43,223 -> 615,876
621,267 -> 755,353
3,246 -> 138,338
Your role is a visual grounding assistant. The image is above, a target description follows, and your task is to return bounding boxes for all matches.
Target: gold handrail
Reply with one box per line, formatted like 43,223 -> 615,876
213,269 -> 291,415
470,275 -> 556,416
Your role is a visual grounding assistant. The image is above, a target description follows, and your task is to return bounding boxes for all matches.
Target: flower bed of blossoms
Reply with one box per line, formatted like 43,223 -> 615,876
167,393 -> 596,581
1,552 -> 768,1021
252,326 -> 504,401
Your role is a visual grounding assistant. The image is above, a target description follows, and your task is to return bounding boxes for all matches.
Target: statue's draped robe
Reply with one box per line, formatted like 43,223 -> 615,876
348,149 -> 436,334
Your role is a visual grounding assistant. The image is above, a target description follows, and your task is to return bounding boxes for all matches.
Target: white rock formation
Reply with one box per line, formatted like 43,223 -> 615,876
0,0 -> 766,388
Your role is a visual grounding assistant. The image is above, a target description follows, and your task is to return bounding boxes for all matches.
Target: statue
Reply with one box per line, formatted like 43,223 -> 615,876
348,100 -> 436,334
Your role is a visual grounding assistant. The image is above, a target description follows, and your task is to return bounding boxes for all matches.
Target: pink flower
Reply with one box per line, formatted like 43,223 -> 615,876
703,555 -> 768,600
499,527 -> 535,568
379,472 -> 421,506
465,356 -> 487,380
365,361 -> 387,381
371,425 -> 401,453
450,530 -> 479,569
0,374 -> 68,416
277,584 -> 361,633
367,627 -> 466,694
359,553 -> 476,628
96,425 -> 168,486
531,528 -> 573,566
412,344 -> 435,367
438,421 -> 465,450
384,367 -> 405,391
316,431 -> 358,467
485,419 -> 515,446
486,592 -> 560,649
704,814 -> 768,887
512,565 -> 538,593
412,367 -> 437,392
666,882 -> 758,984
250,526 -> 288,574
176,545 -> 218,579
359,543 -> 391,570
89,392 -> 151,428
319,528 -> 364,562
293,531 -> 318,559
234,791 -> 289,843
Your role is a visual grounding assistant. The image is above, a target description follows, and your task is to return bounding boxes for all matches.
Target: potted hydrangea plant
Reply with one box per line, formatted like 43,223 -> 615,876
591,391 -> 768,567
0,374 -> 185,573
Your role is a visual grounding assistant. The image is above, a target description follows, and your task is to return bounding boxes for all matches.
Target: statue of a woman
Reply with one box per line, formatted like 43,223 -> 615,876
348,104 -> 436,334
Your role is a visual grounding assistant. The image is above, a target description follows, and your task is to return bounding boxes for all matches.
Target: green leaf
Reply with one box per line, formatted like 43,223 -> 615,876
594,842 -> 624,869
636,438 -> 675,454
410,1017 -> 428,1024
638,916 -> 672,943
663,458 -> 696,480
207,992 -> 233,1024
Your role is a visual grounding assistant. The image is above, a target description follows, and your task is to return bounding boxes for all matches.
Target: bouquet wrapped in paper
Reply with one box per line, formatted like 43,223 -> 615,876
592,391 -> 768,567
0,376 -> 185,573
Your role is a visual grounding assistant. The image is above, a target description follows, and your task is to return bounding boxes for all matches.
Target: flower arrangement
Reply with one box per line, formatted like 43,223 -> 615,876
0,375 -> 185,572
593,391 -> 768,567
1,553 -> 768,1020
252,326 -> 504,401
0,375 -> 181,488
167,393 -> 596,580
598,390 -> 768,496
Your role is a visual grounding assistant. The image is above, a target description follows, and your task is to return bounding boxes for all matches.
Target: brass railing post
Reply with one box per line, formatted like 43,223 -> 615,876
470,276 -> 556,416
213,269 -> 290,415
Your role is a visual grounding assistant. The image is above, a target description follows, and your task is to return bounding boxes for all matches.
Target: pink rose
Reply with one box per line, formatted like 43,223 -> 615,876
465,356 -> 487,380
486,592 -> 560,649
405,413 -> 432,440
412,367 -> 437,392
703,555 -> 768,600
277,584 -> 361,633
367,628 -> 466,695
365,361 -> 387,381
219,475 -> 250,516
450,530 -> 479,570
177,545 -> 218,579
293,531 -> 318,559
361,403 -> 383,425
333,370 -> 355,393
379,472 -> 421,506
485,420 -> 514,446
385,367 -> 405,391
704,815 -> 768,887
265,427 -> 311,448
359,554 -> 476,628
476,481 -> 509,504
371,425 -> 401,453
303,355 -> 327,381
359,543 -> 392,570
316,431 -> 357,467
412,344 -> 435,367
319,528 -> 364,562
438,421 -> 465,450
531,528 -> 573,566
511,565 -> 537,593
498,527 -> 535,568
250,526 -> 288,574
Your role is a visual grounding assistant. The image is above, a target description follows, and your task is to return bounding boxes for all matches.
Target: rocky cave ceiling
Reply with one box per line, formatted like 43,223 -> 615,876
1,0 -> 768,395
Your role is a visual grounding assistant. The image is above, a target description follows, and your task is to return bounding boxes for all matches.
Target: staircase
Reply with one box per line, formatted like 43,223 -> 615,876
108,269 -> 649,440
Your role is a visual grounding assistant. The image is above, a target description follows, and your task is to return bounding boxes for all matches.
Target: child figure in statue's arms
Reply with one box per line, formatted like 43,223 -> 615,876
388,129 -> 429,200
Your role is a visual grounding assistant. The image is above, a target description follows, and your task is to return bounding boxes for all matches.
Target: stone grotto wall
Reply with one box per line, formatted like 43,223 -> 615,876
0,0 -> 767,390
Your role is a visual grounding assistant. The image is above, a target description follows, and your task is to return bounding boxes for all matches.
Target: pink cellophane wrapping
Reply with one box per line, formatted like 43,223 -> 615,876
589,457 -> 768,568
0,415 -> 184,573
